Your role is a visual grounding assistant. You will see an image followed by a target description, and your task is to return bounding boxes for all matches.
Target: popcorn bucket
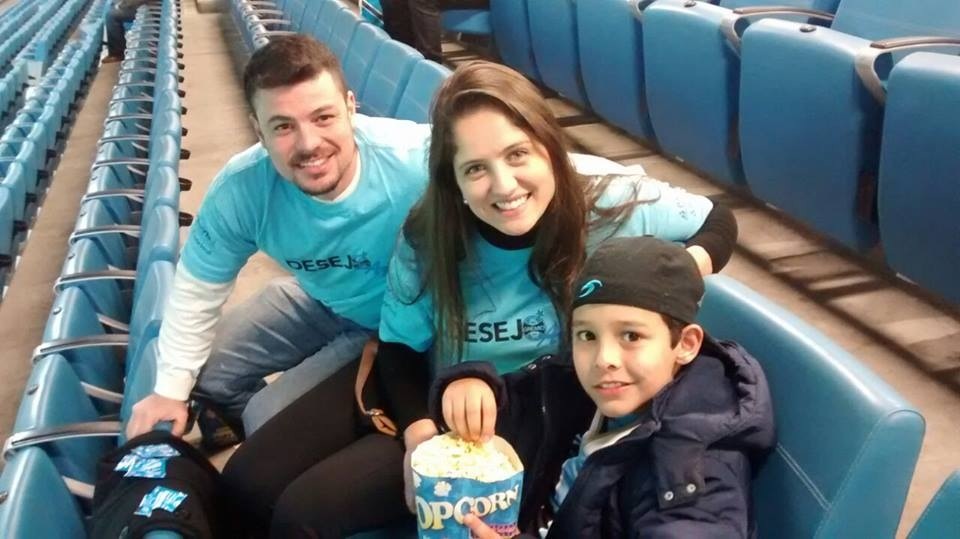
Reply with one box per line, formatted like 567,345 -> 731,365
411,435 -> 524,539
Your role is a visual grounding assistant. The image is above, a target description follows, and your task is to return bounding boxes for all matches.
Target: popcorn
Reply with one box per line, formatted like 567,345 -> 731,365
411,434 -> 519,482
411,434 -> 524,539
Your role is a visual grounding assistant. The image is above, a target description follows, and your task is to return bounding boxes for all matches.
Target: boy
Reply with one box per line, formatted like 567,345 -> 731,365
432,236 -> 776,537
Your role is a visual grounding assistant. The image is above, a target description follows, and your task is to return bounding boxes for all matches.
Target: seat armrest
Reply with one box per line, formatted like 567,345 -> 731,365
55,269 -> 138,291
855,37 -> 960,103
721,6 -> 835,52
3,421 -> 122,460
31,334 -> 130,363
69,224 -> 142,243
82,187 -> 146,204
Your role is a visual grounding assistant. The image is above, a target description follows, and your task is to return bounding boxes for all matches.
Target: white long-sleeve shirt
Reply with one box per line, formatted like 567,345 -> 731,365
154,265 -> 234,400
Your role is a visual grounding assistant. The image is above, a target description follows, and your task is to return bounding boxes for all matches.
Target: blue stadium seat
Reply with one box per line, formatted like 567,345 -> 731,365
342,22 -> 390,97
489,0 -> 540,81
305,0 -> 342,43
738,0 -> 960,250
643,0 -> 841,185
877,52 -> 960,305
326,6 -> 360,61
0,188 -> 13,285
442,9 -> 491,36
0,448 -> 87,539
360,40 -> 423,118
908,471 -> 960,539
578,0 -> 656,142
526,0 -> 589,106
697,275 -> 924,538
8,354 -> 116,484
7,335 -> 167,492
393,60 -> 450,124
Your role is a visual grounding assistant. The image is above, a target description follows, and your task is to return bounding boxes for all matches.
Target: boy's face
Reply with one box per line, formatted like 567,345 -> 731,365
571,304 -> 703,419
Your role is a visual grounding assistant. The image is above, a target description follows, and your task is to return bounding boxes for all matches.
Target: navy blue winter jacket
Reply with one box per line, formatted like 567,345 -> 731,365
429,336 -> 776,538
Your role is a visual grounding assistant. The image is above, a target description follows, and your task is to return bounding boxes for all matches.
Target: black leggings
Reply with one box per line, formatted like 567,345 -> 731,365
220,359 -> 409,538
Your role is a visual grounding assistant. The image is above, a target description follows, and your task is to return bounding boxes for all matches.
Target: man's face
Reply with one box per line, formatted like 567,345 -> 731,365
250,71 -> 358,199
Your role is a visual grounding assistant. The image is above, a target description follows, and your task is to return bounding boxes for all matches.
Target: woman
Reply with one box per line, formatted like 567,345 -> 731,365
221,61 -> 737,537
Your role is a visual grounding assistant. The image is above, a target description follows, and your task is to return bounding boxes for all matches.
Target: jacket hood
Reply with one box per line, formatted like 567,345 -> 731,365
619,335 -> 776,509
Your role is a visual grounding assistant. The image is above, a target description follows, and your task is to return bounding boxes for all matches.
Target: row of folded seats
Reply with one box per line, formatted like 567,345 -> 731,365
235,4 -> 956,539
428,0 -> 960,307
0,0 -> 104,291
0,0 -> 192,537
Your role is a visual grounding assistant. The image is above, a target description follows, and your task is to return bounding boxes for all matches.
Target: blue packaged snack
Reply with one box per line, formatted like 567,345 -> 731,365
132,443 -> 181,459
115,454 -> 139,472
124,457 -> 167,479
411,434 -> 524,538
134,486 -> 188,517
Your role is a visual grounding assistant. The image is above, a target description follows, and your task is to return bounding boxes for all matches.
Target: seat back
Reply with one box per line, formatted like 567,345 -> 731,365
74,199 -> 131,268
11,354 -> 113,484
326,6 -> 358,60
306,0 -> 339,42
393,60 -> 450,123
41,287 -> 125,395
121,337 -> 162,444
697,275 -> 924,538
878,52 -> 960,305
526,0 -> 588,106
127,261 -> 174,376
343,22 -> 388,95
908,471 -> 960,539
441,9 -> 491,35
60,238 -> 129,322
361,40 -> 422,118
577,0 -> 655,141
832,0 -> 960,40
0,448 -> 87,538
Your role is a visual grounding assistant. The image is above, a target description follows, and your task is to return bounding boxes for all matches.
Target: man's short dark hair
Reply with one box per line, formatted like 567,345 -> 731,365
243,35 -> 348,112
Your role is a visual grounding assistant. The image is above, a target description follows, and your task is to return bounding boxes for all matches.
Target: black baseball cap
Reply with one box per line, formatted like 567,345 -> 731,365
572,236 -> 705,324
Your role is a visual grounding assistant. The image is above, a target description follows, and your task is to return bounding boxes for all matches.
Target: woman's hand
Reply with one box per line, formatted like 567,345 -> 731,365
403,418 -> 439,512
442,377 -> 497,443
463,513 -> 513,538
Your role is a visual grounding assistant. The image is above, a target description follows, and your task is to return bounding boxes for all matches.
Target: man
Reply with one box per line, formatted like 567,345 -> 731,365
126,35 -> 432,441
103,0 -> 150,63
381,0 -> 490,62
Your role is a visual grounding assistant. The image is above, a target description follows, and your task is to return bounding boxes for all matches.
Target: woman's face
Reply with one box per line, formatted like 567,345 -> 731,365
451,107 -> 556,237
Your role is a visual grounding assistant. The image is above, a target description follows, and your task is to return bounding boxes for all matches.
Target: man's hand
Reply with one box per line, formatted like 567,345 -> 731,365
126,393 -> 189,439
686,245 -> 713,276
403,418 -> 439,513
463,513 -> 512,538
442,377 -> 497,443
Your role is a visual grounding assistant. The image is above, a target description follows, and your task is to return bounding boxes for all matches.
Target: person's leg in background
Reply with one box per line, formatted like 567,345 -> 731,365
104,5 -> 137,62
381,0 -> 416,49
407,0 -> 490,62
192,276 -> 370,440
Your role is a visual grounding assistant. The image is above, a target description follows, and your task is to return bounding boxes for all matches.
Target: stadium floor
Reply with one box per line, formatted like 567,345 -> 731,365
0,1 -> 957,536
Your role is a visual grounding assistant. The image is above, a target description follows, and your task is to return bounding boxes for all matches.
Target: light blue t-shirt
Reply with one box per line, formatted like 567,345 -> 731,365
379,171 -> 714,373
180,115 -> 431,329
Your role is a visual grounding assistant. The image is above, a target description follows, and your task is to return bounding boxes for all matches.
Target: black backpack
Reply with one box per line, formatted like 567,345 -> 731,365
91,431 -> 224,539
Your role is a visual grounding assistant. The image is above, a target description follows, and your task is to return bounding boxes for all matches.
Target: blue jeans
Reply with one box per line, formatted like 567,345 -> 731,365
193,277 -> 371,433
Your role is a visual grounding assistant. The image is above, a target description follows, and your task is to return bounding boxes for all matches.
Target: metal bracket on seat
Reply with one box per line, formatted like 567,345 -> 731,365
720,6 -> 836,52
855,37 -> 960,104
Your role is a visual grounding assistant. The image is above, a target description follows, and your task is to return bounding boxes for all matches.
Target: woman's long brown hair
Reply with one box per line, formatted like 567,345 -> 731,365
402,61 -> 640,364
